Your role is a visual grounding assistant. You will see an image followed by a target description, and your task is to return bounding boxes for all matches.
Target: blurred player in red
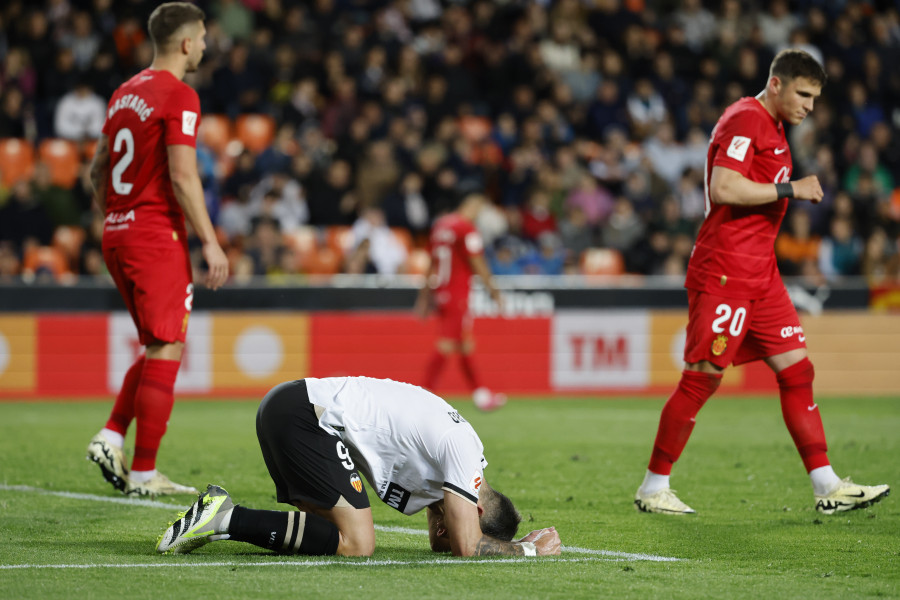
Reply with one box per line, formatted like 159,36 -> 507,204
634,50 -> 889,515
415,193 -> 506,411
85,3 -> 229,497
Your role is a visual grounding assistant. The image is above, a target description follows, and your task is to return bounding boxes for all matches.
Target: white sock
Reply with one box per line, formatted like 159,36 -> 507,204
639,470 -> 670,495
100,428 -> 124,448
218,508 -> 234,534
809,465 -> 841,496
129,469 -> 157,483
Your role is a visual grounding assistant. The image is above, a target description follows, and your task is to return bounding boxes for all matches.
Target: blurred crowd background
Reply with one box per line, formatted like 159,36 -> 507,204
0,0 -> 898,287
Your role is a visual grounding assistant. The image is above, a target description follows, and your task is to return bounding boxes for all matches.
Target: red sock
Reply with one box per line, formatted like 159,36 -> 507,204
777,358 -> 829,472
648,370 -> 722,475
423,351 -> 447,390
105,354 -> 145,435
132,358 -> 180,472
459,353 -> 482,390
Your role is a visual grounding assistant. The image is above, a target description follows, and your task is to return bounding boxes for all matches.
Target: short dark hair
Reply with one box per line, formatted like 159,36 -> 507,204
478,483 -> 521,541
148,2 -> 205,50
769,49 -> 827,87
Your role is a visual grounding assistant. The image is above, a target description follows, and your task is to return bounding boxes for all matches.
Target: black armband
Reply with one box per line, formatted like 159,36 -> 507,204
775,182 -> 794,199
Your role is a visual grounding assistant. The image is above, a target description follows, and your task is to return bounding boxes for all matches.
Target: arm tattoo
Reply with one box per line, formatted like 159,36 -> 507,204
473,535 -> 525,557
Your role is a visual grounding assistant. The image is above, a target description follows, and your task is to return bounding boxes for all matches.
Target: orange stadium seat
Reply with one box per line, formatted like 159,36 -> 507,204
22,245 -> 70,279
304,246 -> 341,275
199,114 -> 234,155
325,225 -> 353,256
81,139 -> 98,161
283,226 -> 319,267
0,138 -> 35,186
39,139 -> 81,188
404,247 -> 431,276
580,247 -> 625,277
235,114 -> 275,154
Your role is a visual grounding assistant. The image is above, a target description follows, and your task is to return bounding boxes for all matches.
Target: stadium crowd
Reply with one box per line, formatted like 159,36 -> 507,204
0,0 -> 898,286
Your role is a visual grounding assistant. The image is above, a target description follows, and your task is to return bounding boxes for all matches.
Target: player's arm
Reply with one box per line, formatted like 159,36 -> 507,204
468,254 -> 502,307
710,166 -> 824,206
167,144 -> 229,289
89,134 -> 110,213
414,256 -> 437,318
441,491 -> 560,557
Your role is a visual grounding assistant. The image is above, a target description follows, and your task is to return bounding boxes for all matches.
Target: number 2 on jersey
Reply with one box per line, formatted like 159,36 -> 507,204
711,303 -> 746,336
111,128 -> 134,195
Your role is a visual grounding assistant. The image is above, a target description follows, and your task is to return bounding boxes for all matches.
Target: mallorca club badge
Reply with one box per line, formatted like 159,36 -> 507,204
711,335 -> 728,356
350,473 -> 363,493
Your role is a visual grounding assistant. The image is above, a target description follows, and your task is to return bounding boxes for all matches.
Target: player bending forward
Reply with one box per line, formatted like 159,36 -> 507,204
157,377 -> 561,557
416,193 -> 506,411
634,49 -> 889,516
86,3 -> 228,497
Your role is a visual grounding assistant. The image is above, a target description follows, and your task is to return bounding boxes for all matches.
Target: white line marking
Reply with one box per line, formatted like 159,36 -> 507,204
0,557 -> 640,570
0,484 -> 685,564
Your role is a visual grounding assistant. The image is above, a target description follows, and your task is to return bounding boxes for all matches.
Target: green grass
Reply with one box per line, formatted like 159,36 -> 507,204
1,396 -> 897,599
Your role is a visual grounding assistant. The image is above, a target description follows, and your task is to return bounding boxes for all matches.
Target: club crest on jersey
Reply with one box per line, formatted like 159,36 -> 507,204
711,335 -> 728,356
350,473 -> 363,493
726,135 -> 750,161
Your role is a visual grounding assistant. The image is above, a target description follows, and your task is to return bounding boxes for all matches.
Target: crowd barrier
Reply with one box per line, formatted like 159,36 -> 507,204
1,307 -> 897,399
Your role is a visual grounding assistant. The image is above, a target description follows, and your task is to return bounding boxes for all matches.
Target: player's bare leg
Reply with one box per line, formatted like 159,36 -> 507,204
766,349 -> 890,513
125,341 -> 197,497
423,339 -> 454,391
458,337 -> 505,412
636,360 -> 721,514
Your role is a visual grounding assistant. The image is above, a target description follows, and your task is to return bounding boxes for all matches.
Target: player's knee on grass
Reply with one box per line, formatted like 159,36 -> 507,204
337,527 -> 376,557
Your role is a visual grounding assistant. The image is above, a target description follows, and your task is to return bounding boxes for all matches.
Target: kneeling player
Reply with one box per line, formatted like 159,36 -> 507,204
157,377 -> 560,557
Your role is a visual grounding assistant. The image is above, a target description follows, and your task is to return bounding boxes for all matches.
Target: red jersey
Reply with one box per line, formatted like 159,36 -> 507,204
685,97 -> 793,299
101,69 -> 200,248
429,213 -> 484,307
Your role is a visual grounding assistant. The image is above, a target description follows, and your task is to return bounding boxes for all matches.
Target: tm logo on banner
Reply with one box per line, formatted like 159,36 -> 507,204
551,310 -> 649,389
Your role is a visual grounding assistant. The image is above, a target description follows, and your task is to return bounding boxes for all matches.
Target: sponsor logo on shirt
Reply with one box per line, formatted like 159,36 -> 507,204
726,136 -> 751,161
469,471 -> 483,494
182,110 -> 197,136
780,325 -> 804,340
384,482 -> 410,512
104,209 -> 136,232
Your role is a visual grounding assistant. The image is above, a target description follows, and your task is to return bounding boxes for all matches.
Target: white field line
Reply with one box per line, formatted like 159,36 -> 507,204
0,484 -> 685,566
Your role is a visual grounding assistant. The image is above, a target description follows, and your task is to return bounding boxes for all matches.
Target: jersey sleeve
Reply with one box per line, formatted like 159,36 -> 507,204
711,109 -> 762,177
163,85 -> 201,148
438,427 -> 487,506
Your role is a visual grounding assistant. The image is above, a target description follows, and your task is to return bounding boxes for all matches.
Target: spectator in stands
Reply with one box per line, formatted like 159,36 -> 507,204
776,209 -> 821,277
383,171 -> 429,235
306,159 -> 357,227
354,139 -> 400,210
601,197 -> 644,255
565,172 -> 614,228
844,140 -> 894,199
0,180 -> 54,251
53,78 -> 106,141
60,10 -> 101,71
346,207 -> 407,275
819,216 -> 863,281
0,88 -> 27,138
626,78 -> 667,140
247,171 -> 308,235
32,162 -> 78,227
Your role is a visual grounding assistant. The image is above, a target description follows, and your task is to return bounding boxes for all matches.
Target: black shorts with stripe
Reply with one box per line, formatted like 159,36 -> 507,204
255,379 -> 370,510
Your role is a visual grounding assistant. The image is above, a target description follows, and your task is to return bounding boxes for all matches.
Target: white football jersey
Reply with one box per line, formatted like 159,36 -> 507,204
305,376 -> 487,515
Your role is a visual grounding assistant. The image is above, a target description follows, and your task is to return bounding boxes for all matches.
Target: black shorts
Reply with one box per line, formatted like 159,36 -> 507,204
256,379 -> 370,510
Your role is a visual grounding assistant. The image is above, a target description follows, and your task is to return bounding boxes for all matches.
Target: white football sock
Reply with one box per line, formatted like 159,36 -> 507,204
639,470 -> 670,495
809,465 -> 841,496
100,428 -> 125,448
129,469 -> 157,483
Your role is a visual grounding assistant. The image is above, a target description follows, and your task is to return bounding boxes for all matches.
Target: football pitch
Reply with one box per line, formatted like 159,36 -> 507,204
1,395 -> 897,599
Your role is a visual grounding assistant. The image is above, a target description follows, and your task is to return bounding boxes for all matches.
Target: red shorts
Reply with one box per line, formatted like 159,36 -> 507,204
436,298 -> 473,341
103,244 -> 194,346
684,283 -> 806,368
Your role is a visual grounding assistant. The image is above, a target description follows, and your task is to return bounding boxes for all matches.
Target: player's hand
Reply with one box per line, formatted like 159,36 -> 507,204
792,175 -> 824,204
202,242 -> 229,290
518,527 -> 561,556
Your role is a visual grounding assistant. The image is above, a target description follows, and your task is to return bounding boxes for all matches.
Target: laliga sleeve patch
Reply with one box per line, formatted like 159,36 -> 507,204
726,135 -> 750,161
469,470 -> 483,496
182,110 -> 198,136
464,232 -> 483,254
